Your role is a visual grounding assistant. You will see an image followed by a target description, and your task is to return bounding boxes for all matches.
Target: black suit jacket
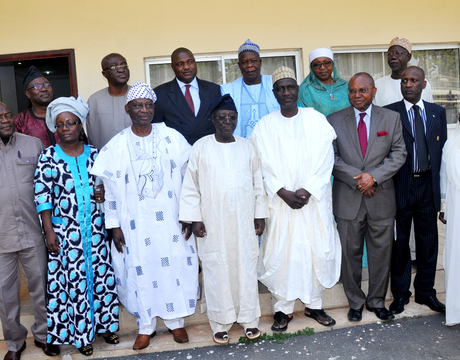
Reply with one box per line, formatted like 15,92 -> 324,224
384,100 -> 447,212
153,77 -> 221,145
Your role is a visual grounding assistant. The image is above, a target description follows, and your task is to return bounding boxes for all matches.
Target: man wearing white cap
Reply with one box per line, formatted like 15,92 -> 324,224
374,37 -> 433,106
251,67 -> 341,332
91,81 -> 198,350
221,39 -> 279,138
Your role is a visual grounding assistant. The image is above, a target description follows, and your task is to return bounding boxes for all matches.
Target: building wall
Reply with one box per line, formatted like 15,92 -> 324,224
1,0 -> 459,99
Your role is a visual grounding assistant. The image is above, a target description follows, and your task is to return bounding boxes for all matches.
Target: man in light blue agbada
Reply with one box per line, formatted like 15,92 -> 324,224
221,39 -> 279,138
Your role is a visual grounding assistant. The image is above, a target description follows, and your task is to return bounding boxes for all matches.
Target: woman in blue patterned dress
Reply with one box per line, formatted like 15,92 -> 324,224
34,96 -> 119,356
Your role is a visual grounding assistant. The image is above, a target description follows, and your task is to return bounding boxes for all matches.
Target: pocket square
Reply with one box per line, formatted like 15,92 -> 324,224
377,131 -> 388,137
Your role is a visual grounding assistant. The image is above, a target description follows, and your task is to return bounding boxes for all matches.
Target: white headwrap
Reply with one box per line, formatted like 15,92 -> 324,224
126,81 -> 157,105
46,94 -> 89,133
309,47 -> 334,63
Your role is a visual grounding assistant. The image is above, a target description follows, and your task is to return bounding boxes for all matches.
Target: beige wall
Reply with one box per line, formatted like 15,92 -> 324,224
1,0 -> 459,99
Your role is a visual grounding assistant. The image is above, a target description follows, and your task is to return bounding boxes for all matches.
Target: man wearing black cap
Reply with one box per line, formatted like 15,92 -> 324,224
14,66 -> 58,147
179,94 -> 268,345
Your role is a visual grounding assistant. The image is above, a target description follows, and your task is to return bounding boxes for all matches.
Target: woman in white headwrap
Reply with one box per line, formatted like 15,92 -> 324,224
34,95 -> 119,356
439,114 -> 460,326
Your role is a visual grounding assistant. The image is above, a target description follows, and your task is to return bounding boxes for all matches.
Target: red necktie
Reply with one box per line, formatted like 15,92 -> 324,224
358,112 -> 367,157
185,85 -> 195,114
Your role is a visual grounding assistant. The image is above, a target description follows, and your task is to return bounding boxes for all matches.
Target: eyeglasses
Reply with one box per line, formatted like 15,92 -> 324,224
26,83 -> 51,92
348,87 -> 374,95
55,121 -> 81,130
311,61 -> 333,69
103,64 -> 129,71
387,51 -> 408,58
215,114 -> 237,122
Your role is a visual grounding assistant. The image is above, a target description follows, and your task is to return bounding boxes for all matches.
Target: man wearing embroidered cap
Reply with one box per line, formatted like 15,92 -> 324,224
374,37 -> 433,106
251,67 -> 341,332
91,81 -> 198,350
180,94 -> 268,344
221,39 -> 280,138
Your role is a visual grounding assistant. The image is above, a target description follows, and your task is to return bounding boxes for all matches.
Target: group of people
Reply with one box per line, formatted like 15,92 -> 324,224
0,36 -> 456,360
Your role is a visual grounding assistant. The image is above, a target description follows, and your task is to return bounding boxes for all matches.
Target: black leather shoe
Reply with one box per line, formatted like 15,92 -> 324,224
4,341 -> 26,360
366,306 -> 395,320
347,306 -> 363,322
389,297 -> 410,314
415,295 -> 446,314
34,340 -> 60,356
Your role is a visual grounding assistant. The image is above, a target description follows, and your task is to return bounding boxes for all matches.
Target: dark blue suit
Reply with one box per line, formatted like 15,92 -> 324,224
384,100 -> 447,299
153,77 -> 221,145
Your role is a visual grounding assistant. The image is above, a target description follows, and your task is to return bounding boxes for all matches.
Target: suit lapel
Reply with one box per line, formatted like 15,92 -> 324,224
365,106 -> 386,162
167,79 -> 195,122
196,78 -> 210,120
423,101 -> 435,141
397,100 -> 413,139
344,107 -> 363,159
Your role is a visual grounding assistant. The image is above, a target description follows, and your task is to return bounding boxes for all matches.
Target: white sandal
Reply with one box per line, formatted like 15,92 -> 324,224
213,331 -> 230,345
245,328 -> 261,340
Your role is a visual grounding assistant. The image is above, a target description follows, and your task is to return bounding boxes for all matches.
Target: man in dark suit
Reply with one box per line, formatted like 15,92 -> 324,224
328,73 -> 407,322
385,66 -> 447,315
153,47 -> 221,145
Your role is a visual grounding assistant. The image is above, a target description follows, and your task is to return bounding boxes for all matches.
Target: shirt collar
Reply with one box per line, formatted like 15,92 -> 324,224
404,98 -> 425,113
353,104 -> 373,119
176,77 -> 198,90
0,132 -> 16,148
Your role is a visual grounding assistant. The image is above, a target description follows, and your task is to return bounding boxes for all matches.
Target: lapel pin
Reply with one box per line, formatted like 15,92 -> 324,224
437,136 -> 439,141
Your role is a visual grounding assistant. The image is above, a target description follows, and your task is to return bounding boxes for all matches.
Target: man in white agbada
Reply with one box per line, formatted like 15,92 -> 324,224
439,115 -> 460,326
179,94 -> 269,345
220,39 -> 279,138
250,67 -> 341,331
91,81 -> 198,350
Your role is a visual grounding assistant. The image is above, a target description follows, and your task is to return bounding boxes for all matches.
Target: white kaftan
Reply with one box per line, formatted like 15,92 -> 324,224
179,135 -> 269,327
440,122 -> 460,326
251,108 -> 341,305
91,124 -> 199,330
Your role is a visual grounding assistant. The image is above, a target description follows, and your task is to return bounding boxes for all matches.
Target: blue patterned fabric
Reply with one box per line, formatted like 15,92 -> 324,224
35,144 -> 118,348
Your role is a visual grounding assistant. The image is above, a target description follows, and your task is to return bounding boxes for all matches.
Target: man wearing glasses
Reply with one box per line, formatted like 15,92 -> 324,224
328,73 -> 406,322
15,66 -> 57,147
86,53 -> 132,149
374,37 -> 433,106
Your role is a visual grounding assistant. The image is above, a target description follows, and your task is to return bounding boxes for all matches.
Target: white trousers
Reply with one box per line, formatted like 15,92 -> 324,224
209,318 -> 259,334
139,317 -> 184,335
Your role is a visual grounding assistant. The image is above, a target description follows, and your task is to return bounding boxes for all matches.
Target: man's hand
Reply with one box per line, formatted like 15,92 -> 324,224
112,227 -> 126,253
94,184 -> 105,203
354,172 -> 375,193
277,188 -> 309,209
181,221 -> 193,240
45,230 -> 60,254
192,222 -> 207,238
439,212 -> 446,224
363,187 -> 375,198
254,219 -> 265,236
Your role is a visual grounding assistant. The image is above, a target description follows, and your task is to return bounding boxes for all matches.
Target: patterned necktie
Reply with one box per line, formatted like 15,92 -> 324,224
185,84 -> 195,114
413,105 -> 429,171
358,112 -> 367,158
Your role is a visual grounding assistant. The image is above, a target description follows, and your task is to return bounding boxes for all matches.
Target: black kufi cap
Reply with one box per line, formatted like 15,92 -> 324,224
23,66 -> 45,91
211,94 -> 237,115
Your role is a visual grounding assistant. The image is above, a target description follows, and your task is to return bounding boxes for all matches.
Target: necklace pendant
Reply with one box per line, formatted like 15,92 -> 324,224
330,94 -> 335,101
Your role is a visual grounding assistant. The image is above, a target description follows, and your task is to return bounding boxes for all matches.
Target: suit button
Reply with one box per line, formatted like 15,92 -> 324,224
361,167 -> 365,171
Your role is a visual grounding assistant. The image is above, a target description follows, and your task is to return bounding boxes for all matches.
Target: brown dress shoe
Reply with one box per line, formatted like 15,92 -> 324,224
4,342 -> 26,360
169,327 -> 189,343
34,340 -> 60,356
133,331 -> 156,350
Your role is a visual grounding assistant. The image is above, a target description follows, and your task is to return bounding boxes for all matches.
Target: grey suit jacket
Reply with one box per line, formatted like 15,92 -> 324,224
327,105 -> 407,221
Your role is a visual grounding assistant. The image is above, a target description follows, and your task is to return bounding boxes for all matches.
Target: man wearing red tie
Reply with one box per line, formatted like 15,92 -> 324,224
327,73 -> 407,322
153,48 -> 221,145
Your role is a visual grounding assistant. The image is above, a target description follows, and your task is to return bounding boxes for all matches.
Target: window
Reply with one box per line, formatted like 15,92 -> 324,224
333,44 -> 460,125
145,50 -> 302,88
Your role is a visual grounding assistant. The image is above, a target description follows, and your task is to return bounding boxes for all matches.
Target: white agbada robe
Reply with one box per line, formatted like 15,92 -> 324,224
91,124 -> 199,330
440,121 -> 460,326
179,135 -> 269,326
374,75 -> 433,106
251,108 -> 341,305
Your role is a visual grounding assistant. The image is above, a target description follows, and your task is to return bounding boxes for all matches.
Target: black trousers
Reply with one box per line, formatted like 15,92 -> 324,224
391,173 -> 438,299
